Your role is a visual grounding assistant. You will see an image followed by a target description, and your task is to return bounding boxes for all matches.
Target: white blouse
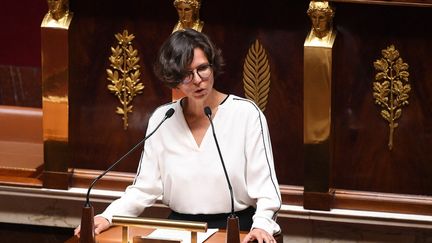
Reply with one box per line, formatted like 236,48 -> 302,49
100,95 -> 281,234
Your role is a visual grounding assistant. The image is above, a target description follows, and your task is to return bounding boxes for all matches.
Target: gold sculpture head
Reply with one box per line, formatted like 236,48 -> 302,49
173,0 -> 203,32
307,1 -> 335,39
47,0 -> 69,21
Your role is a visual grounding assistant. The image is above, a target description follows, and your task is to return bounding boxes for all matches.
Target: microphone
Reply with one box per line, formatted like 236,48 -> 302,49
80,108 -> 175,243
204,106 -> 240,243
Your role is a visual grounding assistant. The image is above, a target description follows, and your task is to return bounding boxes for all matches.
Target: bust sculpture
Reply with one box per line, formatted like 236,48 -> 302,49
41,0 -> 72,28
307,1 -> 335,39
172,0 -> 204,33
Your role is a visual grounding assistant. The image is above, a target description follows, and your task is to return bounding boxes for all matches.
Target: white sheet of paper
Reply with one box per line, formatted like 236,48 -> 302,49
146,228 -> 219,243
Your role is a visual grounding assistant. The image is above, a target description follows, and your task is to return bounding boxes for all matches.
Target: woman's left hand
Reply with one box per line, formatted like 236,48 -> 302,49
241,228 -> 275,243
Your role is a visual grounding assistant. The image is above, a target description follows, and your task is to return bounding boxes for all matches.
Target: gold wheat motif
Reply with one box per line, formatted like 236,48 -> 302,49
107,30 -> 144,130
373,45 -> 411,150
243,39 -> 271,112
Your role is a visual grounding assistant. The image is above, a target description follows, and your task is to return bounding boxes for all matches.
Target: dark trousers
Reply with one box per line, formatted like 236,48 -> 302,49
168,206 -> 255,231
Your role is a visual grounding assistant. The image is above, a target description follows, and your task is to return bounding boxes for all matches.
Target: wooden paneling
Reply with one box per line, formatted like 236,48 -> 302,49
69,0 -> 173,174
68,0 -> 307,186
0,1 -> 47,67
331,3 -> 432,195
2,0 -> 431,215
0,66 -> 41,107
333,189 -> 432,215
0,223 -> 73,243
0,105 -> 43,187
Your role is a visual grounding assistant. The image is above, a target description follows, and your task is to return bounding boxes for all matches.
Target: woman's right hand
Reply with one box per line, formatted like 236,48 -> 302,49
74,216 -> 110,238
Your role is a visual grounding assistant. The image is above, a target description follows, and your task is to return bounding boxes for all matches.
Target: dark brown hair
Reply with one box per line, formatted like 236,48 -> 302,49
154,29 -> 224,88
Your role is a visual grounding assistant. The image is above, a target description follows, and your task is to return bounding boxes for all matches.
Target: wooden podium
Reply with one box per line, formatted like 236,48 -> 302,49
66,226 -> 248,243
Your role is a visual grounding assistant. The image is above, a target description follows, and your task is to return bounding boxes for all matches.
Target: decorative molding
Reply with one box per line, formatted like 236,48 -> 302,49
242,39 -> 271,112
330,0 -> 432,7
70,169 -> 134,191
107,30 -> 144,130
333,189 -> 432,216
1,184 -> 431,230
373,45 -> 411,150
69,170 -> 432,217
279,204 -> 432,229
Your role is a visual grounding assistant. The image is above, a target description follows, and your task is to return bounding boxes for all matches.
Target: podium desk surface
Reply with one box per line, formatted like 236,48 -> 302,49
66,226 -> 248,242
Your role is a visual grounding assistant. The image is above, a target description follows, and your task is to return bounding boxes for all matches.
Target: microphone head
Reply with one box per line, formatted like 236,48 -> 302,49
204,106 -> 212,117
165,108 -> 175,118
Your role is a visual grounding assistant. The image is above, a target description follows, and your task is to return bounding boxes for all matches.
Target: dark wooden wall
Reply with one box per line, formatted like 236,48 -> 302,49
1,0 -> 432,210
0,0 -> 46,107
69,0 -> 307,186
68,0 -> 432,199
331,3 -> 432,196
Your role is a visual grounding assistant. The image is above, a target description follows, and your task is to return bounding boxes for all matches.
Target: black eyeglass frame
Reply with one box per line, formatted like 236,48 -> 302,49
179,63 -> 213,85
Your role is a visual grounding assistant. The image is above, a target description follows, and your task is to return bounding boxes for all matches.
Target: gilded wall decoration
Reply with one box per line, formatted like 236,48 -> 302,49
172,0 -> 204,32
42,0 -> 73,28
242,39 -> 271,112
373,45 -> 411,150
305,0 -> 336,46
107,30 -> 144,130
303,1 -> 336,144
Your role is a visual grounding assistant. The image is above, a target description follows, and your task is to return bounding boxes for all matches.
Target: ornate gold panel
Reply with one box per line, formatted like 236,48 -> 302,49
107,30 -> 144,130
41,0 -> 73,189
373,45 -> 411,150
242,39 -> 271,112
42,0 -> 72,28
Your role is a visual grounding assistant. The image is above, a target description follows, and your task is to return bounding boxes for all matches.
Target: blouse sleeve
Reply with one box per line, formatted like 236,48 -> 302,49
245,108 -> 282,235
98,122 -> 163,223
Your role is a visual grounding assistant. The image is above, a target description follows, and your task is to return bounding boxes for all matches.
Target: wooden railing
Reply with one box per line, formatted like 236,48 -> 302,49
0,105 -> 43,187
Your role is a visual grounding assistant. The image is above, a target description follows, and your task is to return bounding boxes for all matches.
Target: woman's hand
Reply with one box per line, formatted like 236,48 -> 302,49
242,228 -> 276,243
74,216 -> 110,238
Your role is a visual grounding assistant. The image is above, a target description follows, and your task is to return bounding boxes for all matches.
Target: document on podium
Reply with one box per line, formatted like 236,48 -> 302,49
145,228 -> 218,243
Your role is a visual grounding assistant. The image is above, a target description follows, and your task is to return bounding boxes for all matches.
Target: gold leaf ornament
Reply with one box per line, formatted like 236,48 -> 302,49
373,45 -> 411,150
106,30 -> 144,130
242,39 -> 271,112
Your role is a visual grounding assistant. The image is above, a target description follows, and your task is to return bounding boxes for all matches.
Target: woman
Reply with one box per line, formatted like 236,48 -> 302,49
75,29 -> 281,242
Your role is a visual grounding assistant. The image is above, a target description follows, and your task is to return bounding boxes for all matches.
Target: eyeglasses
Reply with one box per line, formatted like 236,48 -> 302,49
181,63 -> 213,84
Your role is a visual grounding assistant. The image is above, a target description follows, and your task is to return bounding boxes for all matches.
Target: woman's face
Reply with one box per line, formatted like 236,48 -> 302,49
176,2 -> 195,27
177,48 -> 214,102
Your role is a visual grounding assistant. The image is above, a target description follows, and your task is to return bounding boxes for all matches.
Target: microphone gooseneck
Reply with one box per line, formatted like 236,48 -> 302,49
80,108 -> 174,243
84,107 -> 175,206
204,106 -> 235,216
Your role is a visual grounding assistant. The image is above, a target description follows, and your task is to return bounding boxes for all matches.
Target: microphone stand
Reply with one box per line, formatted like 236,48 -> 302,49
79,108 -> 175,243
204,107 -> 240,243
79,203 -> 95,243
